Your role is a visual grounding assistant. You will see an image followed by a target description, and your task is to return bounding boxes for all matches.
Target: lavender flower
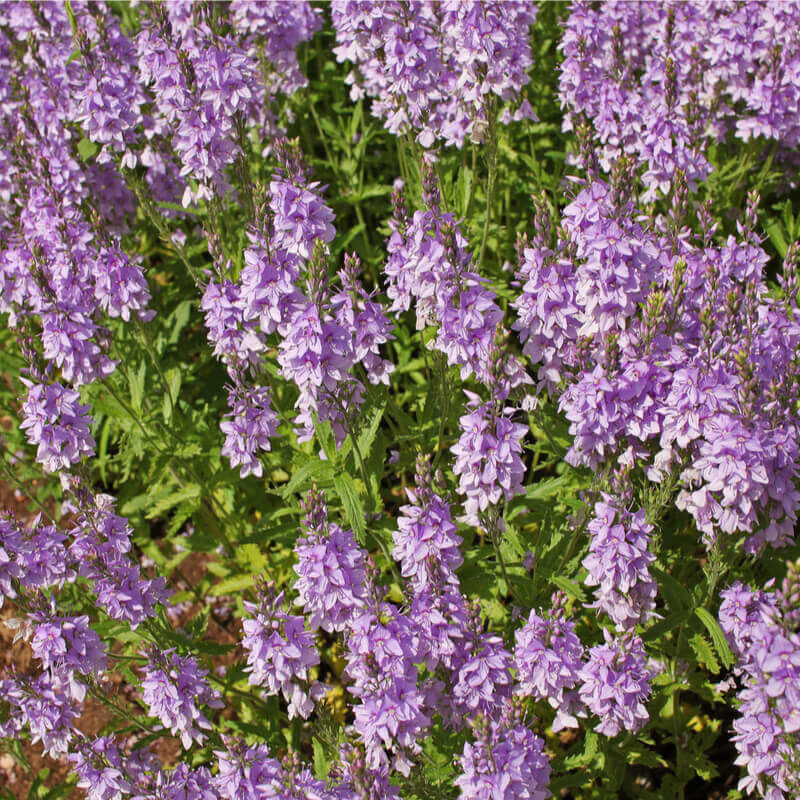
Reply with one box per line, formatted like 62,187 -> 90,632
452,604 -> 514,721
214,742 -> 285,800
70,735 -> 155,800
293,488 -> 367,632
344,598 -> 430,774
220,383 -> 279,478
20,380 -> 96,473
242,585 -> 322,719
27,610 -> 107,702
201,278 -> 265,371
392,455 -> 462,591
455,701 -> 551,800
0,513 -> 73,601
514,593 -> 584,730
93,245 -> 153,322
452,392 -> 527,527
140,648 -> 223,749
719,580 -> 800,799
332,1 -> 538,148
67,492 -> 171,628
583,493 -> 657,629
0,672 -> 78,758
578,630 -> 653,738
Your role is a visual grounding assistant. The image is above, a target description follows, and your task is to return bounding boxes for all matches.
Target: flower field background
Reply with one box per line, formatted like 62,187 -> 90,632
1,1 -> 799,799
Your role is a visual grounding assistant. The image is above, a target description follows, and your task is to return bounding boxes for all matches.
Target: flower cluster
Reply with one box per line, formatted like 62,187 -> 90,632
1,4 -> 799,799
385,169 -> 526,388
559,2 -> 800,199
514,593 -> 585,731
0,672 -> 79,758
517,174 -> 800,553
452,392 -> 528,527
332,1 -> 538,148
66,490 -> 171,629
455,701 -> 551,800
19,381 -> 95,473
392,455 -> 463,591
241,583 -> 322,719
577,630 -> 653,738
219,384 -> 279,479
140,648 -> 223,750
719,581 -> 800,799
293,488 -> 368,633
583,490 -> 657,630
204,143 -> 394,453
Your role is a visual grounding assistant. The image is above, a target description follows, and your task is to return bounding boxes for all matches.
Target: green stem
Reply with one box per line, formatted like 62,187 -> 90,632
0,461 -> 57,524
102,379 -> 236,557
478,112 -> 498,270
431,355 -> 450,470
206,673 -> 275,716
465,144 -> 478,220
86,684 -> 159,736
332,398 -> 403,587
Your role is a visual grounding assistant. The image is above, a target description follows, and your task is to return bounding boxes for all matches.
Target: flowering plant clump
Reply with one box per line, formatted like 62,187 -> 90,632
0,2 -> 799,799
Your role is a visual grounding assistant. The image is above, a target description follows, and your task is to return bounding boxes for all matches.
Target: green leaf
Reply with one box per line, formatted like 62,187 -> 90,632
689,632 -> 720,675
652,566 -> 693,611
128,361 -> 146,414
685,747 -> 719,781
642,608 -> 690,643
765,220 -> 789,258
281,458 -> 334,499
551,574 -> 587,603
76,137 -> 98,161
695,607 -> 734,669
148,484 -> 202,520
211,574 -> 256,596
314,417 -> 338,462
162,390 -> 173,424
165,367 -> 182,407
524,474 -> 572,500
313,738 -> 330,781
333,472 -> 366,542
236,543 -> 268,574
356,397 -> 386,461
563,730 -> 599,769
168,300 -> 194,346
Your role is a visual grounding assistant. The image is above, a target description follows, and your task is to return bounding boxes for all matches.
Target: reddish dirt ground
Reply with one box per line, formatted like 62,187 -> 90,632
0,478 -> 238,798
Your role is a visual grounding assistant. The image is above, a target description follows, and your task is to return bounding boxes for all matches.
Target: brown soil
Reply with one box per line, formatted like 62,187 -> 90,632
0,471 -> 248,798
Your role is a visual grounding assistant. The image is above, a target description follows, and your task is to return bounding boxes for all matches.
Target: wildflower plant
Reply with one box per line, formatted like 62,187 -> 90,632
0,2 -> 799,800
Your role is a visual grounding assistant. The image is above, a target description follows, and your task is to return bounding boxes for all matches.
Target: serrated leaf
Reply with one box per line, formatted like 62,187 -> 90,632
166,497 -> 200,537
211,574 -> 255,596
525,474 -> 572,500
162,390 -> 173,424
236,543 -> 268,574
313,739 -> 330,781
333,472 -> 366,542
551,574 -> 587,603
165,367 -> 182,407
689,632 -> 720,674
148,484 -> 202,520
685,747 -> 719,781
356,397 -> 386,461
642,608 -> 690,642
562,730 -> 600,769
695,607 -> 734,669
765,220 -> 789,258
313,417 -> 338,463
281,458 -> 334,499
652,566 -> 693,611
128,362 -> 146,414
168,300 -> 194,346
